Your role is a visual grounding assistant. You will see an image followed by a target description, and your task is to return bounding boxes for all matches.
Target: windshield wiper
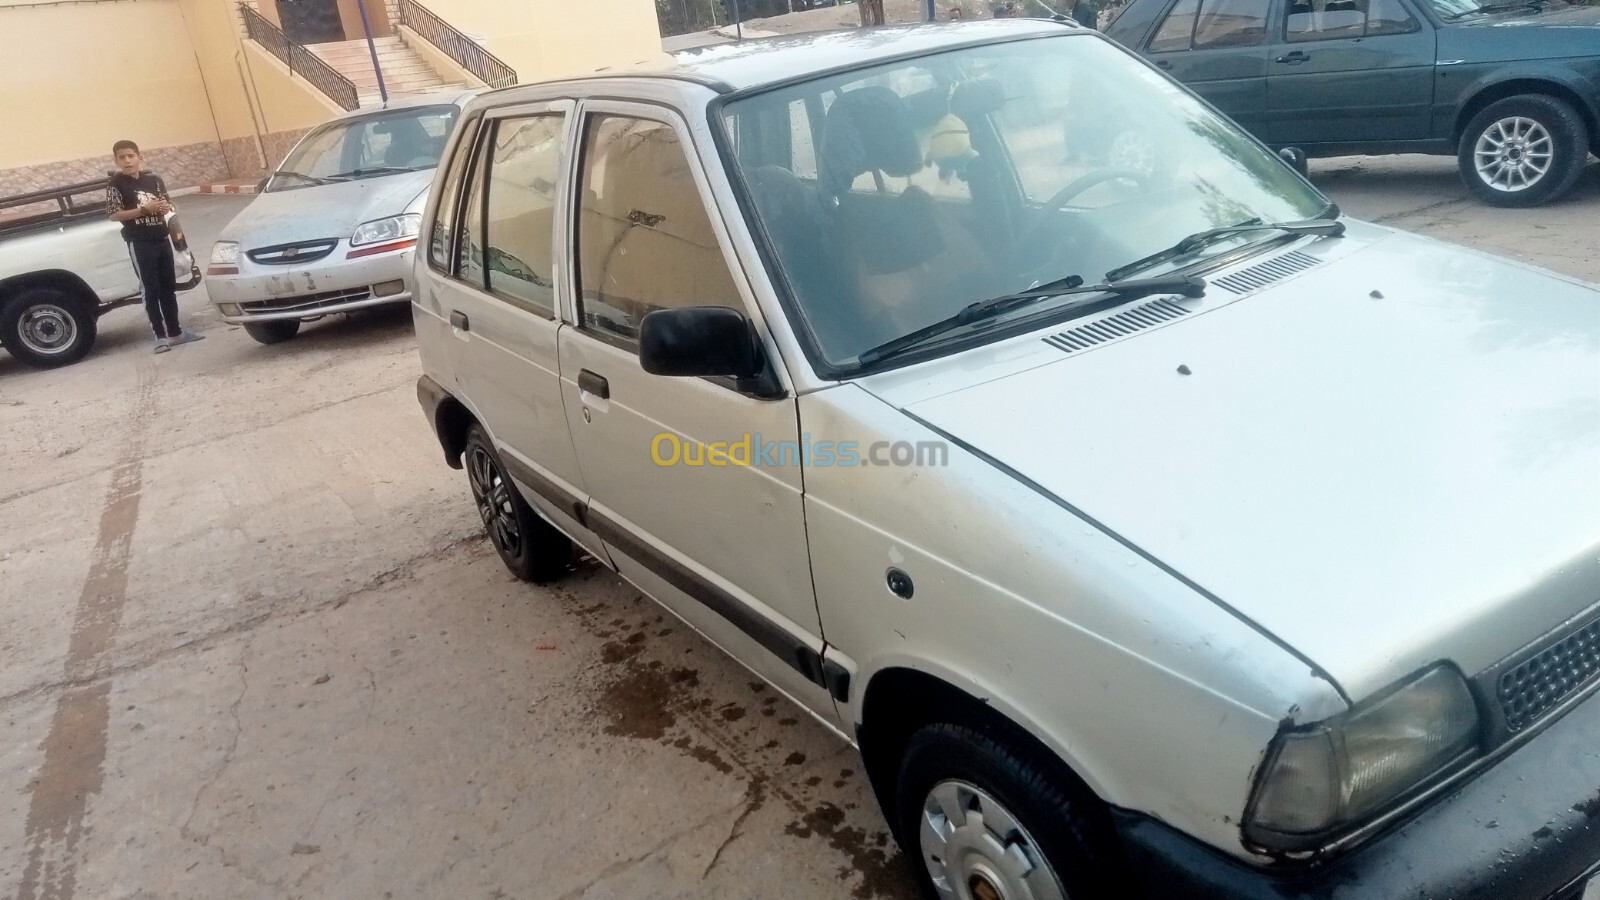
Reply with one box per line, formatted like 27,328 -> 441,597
270,170 -> 334,186
1104,218 -> 1346,283
327,166 -> 421,179
857,273 -> 1206,367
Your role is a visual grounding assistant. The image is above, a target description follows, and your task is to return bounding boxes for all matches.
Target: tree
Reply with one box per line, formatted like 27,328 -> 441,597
859,0 -> 886,24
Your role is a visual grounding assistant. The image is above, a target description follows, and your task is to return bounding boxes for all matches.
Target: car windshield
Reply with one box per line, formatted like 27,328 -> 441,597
269,105 -> 459,191
719,35 -> 1329,370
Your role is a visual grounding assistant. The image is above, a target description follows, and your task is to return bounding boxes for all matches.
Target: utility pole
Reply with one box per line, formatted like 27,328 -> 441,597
355,0 -> 388,104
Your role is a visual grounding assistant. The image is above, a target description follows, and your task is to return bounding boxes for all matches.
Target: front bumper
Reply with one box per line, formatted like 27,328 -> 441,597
1116,691 -> 1600,900
206,244 -> 412,323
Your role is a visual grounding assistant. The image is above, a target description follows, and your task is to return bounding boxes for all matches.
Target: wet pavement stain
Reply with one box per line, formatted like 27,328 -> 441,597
16,366 -> 159,900
786,802 -> 919,900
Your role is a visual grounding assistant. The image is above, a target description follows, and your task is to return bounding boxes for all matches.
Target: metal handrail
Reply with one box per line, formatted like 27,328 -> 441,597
239,3 -> 361,111
396,0 -> 517,89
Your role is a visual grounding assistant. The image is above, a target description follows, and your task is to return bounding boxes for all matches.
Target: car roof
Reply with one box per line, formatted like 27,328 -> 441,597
590,20 -> 1080,94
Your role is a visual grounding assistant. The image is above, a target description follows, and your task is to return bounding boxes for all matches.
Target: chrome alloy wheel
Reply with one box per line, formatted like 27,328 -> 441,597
1474,116 -> 1553,193
17,303 -> 77,356
467,445 -> 521,558
919,780 -> 1069,900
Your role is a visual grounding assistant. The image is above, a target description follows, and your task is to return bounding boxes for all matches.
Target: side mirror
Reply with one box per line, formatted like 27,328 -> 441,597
256,176 -> 270,192
640,306 -> 762,379
1278,147 -> 1309,177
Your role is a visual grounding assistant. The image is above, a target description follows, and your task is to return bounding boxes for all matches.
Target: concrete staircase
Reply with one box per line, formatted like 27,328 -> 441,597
308,36 -> 464,106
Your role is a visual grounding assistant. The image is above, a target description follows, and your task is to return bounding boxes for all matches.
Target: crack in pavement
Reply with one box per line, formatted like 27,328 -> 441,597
0,379 -> 412,511
179,644 -> 250,848
0,533 -> 482,713
550,800 -> 747,900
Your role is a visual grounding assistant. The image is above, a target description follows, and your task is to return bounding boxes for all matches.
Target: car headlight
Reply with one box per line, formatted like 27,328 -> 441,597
209,241 -> 240,266
1243,664 -> 1480,852
350,214 -> 421,247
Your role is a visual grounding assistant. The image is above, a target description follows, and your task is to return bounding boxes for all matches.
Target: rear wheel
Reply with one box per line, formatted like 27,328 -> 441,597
463,424 -> 571,583
1458,95 -> 1588,207
895,723 -> 1125,900
0,287 -> 97,369
243,319 -> 301,344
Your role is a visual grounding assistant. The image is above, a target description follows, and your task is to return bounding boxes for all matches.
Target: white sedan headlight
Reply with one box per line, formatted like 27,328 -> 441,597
350,214 -> 422,247
209,241 -> 240,266
1244,665 -> 1480,851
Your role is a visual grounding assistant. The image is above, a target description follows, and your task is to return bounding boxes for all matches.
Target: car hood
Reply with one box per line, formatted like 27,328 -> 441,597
219,170 -> 434,248
868,228 -> 1600,701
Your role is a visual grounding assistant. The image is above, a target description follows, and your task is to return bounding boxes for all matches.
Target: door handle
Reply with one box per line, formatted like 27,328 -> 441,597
1275,51 -> 1310,64
578,369 -> 609,400
449,310 -> 469,331
1155,59 -> 1172,70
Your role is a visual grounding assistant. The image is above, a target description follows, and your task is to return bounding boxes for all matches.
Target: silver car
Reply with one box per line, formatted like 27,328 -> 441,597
413,22 -> 1600,900
207,93 -> 474,344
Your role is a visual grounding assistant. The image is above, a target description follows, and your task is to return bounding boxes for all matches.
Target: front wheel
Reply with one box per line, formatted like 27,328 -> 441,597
1458,95 -> 1589,208
0,287 -> 98,369
463,424 -> 572,583
243,319 -> 301,344
896,723 -> 1125,900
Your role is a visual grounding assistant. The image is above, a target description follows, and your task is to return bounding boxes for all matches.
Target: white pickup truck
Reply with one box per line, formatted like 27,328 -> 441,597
0,178 -> 200,369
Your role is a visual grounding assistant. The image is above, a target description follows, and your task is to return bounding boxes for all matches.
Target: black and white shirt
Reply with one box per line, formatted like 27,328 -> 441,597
106,170 -> 171,243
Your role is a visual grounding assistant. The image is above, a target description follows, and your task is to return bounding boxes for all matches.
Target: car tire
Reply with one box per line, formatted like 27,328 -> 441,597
1458,95 -> 1588,208
894,722 -> 1124,900
0,286 -> 98,369
243,320 -> 302,344
463,424 -> 572,583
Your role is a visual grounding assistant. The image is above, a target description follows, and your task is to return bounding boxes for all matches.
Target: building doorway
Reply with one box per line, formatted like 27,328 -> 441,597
277,0 -> 346,43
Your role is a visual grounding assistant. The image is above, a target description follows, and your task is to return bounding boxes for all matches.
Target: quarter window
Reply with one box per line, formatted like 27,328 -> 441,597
484,114 -> 564,317
456,134 -> 488,286
1286,0 -> 1418,40
428,114 -> 480,272
574,115 -> 743,347
1151,0 -> 1269,50
1149,0 -> 1200,51
1193,0 -> 1270,47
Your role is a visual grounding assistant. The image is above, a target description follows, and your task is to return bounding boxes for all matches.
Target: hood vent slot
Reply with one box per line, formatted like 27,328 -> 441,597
1213,250 -> 1320,294
1042,298 -> 1188,354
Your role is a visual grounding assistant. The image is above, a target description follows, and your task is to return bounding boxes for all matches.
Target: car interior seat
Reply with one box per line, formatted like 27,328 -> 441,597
817,85 -> 997,359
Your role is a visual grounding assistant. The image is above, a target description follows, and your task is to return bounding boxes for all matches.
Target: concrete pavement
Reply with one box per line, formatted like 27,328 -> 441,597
3,155 -> 1598,900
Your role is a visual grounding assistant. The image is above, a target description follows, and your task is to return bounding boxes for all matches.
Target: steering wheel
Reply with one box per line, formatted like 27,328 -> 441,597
1015,166 -> 1149,277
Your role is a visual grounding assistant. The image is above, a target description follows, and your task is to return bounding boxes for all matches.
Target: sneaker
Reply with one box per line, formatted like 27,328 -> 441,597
154,338 -> 171,354
168,331 -> 205,346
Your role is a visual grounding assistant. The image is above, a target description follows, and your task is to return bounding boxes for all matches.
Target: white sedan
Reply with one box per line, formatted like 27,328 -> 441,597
207,93 -> 474,344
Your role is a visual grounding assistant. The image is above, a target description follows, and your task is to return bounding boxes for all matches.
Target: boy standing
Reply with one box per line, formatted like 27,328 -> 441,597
106,140 -> 203,353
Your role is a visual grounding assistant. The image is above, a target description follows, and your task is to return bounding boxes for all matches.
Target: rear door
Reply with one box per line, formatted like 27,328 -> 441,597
1140,0 -> 1274,135
420,100 -> 609,560
555,101 -> 838,723
1264,0 -> 1436,146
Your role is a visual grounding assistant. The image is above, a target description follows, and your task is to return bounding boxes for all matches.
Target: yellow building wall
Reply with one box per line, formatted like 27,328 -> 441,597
416,0 -> 666,85
0,0 -> 219,170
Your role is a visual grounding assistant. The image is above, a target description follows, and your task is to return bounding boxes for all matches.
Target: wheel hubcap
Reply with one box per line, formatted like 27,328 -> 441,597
467,446 -> 521,557
17,303 -> 77,355
1474,116 -> 1553,192
919,780 -> 1068,900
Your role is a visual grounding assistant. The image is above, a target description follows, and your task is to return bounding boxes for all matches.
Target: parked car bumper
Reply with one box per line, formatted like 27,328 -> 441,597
1114,691 -> 1600,900
206,243 -> 413,323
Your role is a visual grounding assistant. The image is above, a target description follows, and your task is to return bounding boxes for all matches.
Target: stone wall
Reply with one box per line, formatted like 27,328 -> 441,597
219,129 -> 313,182
0,140 -> 228,198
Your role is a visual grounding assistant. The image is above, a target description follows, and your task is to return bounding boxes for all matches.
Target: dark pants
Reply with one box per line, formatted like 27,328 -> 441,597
129,239 -> 180,339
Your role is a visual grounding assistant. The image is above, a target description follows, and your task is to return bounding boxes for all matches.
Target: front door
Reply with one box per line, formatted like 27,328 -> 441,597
276,0 -> 345,43
556,103 -> 837,723
1264,0 -> 1436,146
1141,0 -> 1274,135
